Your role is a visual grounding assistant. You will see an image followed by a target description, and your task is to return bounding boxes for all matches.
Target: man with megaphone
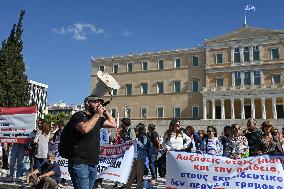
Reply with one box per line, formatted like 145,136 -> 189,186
65,71 -> 120,189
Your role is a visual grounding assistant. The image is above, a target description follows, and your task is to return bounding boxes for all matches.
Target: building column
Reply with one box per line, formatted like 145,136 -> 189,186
251,98 -> 255,119
231,98 -> 235,119
203,99 -> 207,120
221,99 -> 225,119
241,71 -> 244,86
231,48 -> 234,64
232,72 -> 235,88
260,70 -> 264,86
250,46 -> 253,62
251,71 -> 254,86
205,75 -> 208,88
241,98 -> 245,119
272,97 -> 277,119
212,99 -> 216,120
260,45 -> 263,63
240,47 -> 244,64
261,98 -> 266,119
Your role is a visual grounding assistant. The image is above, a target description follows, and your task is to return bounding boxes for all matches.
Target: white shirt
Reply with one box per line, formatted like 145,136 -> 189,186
163,132 -> 191,151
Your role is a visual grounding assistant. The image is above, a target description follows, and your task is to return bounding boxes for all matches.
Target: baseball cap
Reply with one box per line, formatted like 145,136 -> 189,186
84,95 -> 104,105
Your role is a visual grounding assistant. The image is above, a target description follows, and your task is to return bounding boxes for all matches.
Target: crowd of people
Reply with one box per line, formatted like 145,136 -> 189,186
0,119 -> 63,188
162,118 -> 284,158
0,94 -> 284,189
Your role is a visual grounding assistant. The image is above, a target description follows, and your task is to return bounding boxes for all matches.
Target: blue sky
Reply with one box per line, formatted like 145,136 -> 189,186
0,0 -> 283,105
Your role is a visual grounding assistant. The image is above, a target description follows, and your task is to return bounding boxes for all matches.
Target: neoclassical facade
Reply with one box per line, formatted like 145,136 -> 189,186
90,25 -> 284,130
202,25 -> 284,121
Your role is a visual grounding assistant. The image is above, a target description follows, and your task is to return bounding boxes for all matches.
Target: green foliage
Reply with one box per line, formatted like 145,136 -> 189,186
44,113 -> 70,124
0,10 -> 29,107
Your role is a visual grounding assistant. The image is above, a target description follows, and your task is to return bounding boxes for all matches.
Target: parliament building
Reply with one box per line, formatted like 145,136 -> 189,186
90,25 -> 284,133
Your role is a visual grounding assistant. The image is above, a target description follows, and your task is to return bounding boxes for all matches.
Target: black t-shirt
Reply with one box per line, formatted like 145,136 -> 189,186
69,111 -> 106,165
148,131 -> 159,154
39,161 -> 61,183
245,129 -> 262,156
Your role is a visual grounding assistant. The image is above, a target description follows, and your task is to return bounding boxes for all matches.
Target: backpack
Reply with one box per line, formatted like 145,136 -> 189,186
58,111 -> 87,159
58,121 -> 74,159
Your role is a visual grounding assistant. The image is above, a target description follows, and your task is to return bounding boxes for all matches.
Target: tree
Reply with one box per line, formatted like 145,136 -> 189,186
0,10 -> 29,107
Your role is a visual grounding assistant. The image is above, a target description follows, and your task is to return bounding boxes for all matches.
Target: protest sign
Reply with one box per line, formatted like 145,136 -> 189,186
166,151 -> 284,189
0,106 -> 37,143
55,142 -> 135,183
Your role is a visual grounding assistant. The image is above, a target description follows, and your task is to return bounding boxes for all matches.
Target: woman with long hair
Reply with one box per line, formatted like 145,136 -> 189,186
226,124 -> 249,159
125,123 -> 148,189
200,126 -> 223,155
34,120 -> 51,169
258,121 -> 283,155
162,119 -> 191,152
195,130 -> 206,151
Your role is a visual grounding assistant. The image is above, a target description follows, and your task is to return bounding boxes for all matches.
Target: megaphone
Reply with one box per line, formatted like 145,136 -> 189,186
91,71 -> 120,106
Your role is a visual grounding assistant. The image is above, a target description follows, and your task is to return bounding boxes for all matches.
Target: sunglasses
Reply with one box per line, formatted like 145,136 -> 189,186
207,130 -> 214,133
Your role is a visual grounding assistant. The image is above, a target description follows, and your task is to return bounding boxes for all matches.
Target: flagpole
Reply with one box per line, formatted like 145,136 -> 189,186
244,14 -> 247,25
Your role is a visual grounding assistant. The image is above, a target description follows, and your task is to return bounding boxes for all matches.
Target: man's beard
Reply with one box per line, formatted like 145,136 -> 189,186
89,106 -> 97,115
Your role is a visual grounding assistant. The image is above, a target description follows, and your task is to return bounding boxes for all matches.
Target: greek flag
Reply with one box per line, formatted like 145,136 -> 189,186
245,4 -> 256,11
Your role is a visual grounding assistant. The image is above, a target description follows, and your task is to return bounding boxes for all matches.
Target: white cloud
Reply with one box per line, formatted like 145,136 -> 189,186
123,30 -> 133,37
52,23 -> 105,41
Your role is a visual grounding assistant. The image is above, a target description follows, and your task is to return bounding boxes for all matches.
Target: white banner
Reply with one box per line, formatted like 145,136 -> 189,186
166,151 -> 284,189
0,106 -> 37,143
55,142 -> 135,183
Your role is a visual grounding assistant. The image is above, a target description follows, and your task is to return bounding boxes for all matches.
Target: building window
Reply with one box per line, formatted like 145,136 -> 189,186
234,48 -> 240,63
157,107 -> 164,118
125,84 -> 132,95
174,81 -> 181,93
216,78 -> 224,87
112,89 -> 118,96
192,79 -> 199,92
174,107 -> 181,118
192,106 -> 199,118
141,83 -> 148,94
127,62 -> 133,72
271,48 -> 279,59
113,64 -> 118,73
157,82 -> 164,93
272,75 -> 281,84
216,53 -> 223,64
158,59 -> 164,70
244,71 -> 251,85
175,58 -> 181,68
254,71 -> 261,85
235,72 -> 241,86
253,46 -> 259,61
192,55 -> 199,67
111,109 -> 116,118
243,46 -> 250,62
142,61 -> 148,71
99,65 -> 105,72
141,108 -> 147,118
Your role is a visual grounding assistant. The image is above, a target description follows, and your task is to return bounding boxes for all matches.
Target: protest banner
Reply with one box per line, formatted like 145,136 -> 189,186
54,142 -> 135,183
166,151 -> 284,189
0,106 -> 37,143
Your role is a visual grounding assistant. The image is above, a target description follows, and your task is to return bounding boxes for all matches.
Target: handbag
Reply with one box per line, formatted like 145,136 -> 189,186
25,138 -> 38,155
